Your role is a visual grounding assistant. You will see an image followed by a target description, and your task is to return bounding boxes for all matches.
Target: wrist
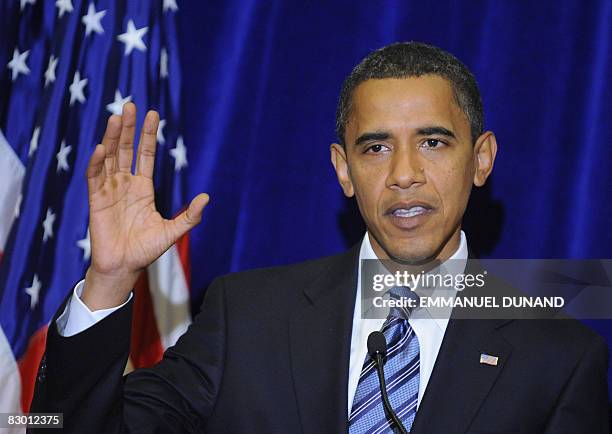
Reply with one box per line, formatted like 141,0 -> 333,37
81,267 -> 140,310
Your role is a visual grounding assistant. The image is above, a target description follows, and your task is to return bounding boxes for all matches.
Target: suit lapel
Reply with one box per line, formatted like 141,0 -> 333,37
289,245 -> 359,434
411,255 -> 514,433
410,317 -> 513,433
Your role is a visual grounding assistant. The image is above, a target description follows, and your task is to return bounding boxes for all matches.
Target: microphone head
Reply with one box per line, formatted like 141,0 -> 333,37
367,331 -> 388,361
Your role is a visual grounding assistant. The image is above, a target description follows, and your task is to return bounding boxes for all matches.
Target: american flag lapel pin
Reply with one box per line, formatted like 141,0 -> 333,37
479,353 -> 499,366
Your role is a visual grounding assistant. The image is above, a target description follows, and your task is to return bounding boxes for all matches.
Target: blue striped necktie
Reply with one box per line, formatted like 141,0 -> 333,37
349,286 -> 420,433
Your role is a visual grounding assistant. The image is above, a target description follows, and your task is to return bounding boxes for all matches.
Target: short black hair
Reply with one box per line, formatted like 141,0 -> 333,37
335,41 -> 484,146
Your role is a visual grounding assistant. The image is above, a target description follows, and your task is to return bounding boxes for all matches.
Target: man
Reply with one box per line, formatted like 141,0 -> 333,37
31,42 -> 609,433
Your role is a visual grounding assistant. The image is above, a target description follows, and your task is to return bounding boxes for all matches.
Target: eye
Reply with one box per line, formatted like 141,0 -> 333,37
420,138 -> 447,149
365,143 -> 390,154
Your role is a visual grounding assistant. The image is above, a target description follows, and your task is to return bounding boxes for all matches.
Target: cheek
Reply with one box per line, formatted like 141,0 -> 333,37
432,164 -> 472,216
350,163 -> 386,218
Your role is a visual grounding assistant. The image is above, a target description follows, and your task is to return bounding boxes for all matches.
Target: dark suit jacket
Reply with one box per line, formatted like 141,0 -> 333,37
31,244 -> 610,433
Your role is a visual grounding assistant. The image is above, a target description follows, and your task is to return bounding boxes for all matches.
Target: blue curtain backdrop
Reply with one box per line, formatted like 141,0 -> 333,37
175,1 -> 612,393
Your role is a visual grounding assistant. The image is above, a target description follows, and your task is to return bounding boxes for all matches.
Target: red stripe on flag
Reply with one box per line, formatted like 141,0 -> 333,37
130,271 -> 164,368
17,325 -> 48,412
175,233 -> 191,289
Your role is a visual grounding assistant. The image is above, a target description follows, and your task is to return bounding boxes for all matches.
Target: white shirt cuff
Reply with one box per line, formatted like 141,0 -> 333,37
56,279 -> 133,337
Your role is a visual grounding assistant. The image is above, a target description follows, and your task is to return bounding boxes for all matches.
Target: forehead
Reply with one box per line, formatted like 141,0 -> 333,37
347,76 -> 470,142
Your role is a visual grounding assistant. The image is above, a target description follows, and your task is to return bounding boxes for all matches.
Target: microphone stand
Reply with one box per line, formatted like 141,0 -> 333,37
372,352 -> 409,434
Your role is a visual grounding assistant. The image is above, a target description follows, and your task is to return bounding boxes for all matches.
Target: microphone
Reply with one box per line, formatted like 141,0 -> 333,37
367,331 -> 409,434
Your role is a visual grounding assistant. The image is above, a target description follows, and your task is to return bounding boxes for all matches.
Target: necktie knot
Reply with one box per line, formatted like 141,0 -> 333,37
388,286 -> 418,320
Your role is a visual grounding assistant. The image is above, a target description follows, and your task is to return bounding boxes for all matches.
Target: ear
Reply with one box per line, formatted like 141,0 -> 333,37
473,131 -> 498,187
330,143 -> 355,197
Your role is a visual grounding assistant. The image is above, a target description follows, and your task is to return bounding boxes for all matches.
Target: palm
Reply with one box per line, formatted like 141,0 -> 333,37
90,173 -> 162,273
87,103 -> 208,279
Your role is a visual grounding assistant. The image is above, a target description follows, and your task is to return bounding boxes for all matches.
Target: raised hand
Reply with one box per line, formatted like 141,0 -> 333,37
82,103 -> 209,310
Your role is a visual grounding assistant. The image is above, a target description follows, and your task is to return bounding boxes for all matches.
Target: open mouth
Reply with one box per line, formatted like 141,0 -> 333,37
385,202 -> 435,230
391,206 -> 429,218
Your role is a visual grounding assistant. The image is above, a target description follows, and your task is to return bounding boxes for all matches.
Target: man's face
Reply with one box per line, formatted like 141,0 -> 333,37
331,75 -> 496,262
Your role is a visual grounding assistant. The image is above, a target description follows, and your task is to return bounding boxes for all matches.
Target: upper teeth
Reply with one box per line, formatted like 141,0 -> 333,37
393,206 -> 427,217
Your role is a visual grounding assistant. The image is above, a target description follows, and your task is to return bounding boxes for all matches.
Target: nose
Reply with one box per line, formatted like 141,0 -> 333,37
386,146 -> 425,190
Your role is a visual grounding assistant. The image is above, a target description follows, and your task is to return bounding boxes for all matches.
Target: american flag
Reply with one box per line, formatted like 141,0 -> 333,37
0,0 -> 192,418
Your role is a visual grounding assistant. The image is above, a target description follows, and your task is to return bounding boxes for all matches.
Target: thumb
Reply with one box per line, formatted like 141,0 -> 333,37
169,193 -> 210,239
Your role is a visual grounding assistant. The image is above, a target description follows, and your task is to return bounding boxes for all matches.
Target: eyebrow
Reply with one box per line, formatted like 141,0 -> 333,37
353,131 -> 392,147
416,126 -> 456,139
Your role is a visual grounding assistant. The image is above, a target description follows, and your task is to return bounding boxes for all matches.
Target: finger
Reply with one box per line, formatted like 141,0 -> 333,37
101,114 -> 122,177
116,102 -> 137,174
87,144 -> 107,194
167,193 -> 210,241
135,110 -> 160,179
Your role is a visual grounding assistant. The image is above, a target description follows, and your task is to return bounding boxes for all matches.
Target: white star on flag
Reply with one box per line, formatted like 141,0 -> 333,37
76,228 -> 91,261
170,136 -> 187,171
82,3 -> 106,36
157,119 -> 166,144
163,0 -> 178,13
25,275 -> 42,310
44,55 -> 58,87
7,48 -> 30,81
20,0 -> 36,11
160,47 -> 168,78
55,0 -> 73,18
29,126 -> 40,157
69,70 -> 88,105
56,140 -> 72,172
106,89 -> 132,115
42,208 -> 56,242
14,194 -> 23,218
117,20 -> 148,56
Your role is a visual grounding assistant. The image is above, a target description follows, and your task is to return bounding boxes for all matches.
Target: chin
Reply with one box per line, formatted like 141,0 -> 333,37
385,241 -> 440,264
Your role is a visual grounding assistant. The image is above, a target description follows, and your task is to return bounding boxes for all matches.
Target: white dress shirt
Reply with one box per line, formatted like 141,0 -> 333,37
347,230 -> 467,415
57,230 -> 468,418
